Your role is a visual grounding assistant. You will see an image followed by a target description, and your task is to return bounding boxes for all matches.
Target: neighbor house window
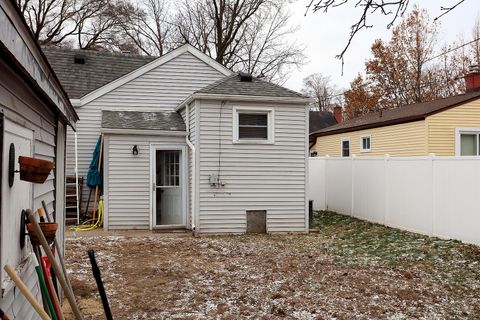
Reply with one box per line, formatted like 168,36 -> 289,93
341,138 -> 350,157
233,107 -> 274,144
456,129 -> 480,156
360,136 -> 371,152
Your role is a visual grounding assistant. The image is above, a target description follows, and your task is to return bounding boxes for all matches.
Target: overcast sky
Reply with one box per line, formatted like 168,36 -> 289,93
284,0 -> 480,92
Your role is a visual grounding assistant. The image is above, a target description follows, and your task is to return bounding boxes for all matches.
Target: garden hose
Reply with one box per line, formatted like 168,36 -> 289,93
70,199 -> 104,231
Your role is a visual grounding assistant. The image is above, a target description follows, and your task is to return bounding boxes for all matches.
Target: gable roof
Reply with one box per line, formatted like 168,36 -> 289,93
309,111 -> 337,133
197,73 -> 305,98
43,44 -> 232,105
43,47 -> 156,99
102,110 -> 185,131
311,90 -> 480,138
1,0 -> 77,127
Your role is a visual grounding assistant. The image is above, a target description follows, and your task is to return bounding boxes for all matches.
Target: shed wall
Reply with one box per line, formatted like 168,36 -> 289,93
0,59 -> 60,319
197,100 -> 308,233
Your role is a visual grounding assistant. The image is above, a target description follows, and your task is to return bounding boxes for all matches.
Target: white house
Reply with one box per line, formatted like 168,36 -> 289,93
44,45 -> 310,234
0,0 -> 78,318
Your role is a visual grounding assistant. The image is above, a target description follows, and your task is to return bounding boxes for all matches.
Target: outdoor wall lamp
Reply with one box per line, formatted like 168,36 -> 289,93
132,145 -> 139,155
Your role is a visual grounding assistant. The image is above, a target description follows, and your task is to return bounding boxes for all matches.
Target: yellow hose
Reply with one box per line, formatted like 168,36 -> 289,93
70,199 -> 103,231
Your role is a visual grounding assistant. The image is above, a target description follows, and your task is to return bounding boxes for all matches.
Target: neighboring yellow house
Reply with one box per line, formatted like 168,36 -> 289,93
310,88 -> 480,157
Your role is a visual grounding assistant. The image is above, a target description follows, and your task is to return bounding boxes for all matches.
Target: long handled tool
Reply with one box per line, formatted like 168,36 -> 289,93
88,250 -> 113,320
36,208 -> 64,320
4,264 -> 51,320
27,210 -> 84,320
34,257 -> 56,320
41,201 -> 75,298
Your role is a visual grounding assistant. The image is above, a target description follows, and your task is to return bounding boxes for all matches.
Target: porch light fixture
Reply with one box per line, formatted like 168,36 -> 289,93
132,145 -> 139,155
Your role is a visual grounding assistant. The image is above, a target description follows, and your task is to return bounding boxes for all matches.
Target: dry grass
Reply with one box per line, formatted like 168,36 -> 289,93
63,211 -> 480,319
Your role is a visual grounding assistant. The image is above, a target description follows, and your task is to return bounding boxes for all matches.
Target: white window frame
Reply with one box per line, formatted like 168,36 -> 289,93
455,128 -> 480,156
341,137 -> 351,157
233,107 -> 274,144
360,135 -> 371,153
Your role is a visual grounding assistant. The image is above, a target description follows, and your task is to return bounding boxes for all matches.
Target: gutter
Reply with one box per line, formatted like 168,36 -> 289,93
185,103 -> 196,233
176,93 -> 313,111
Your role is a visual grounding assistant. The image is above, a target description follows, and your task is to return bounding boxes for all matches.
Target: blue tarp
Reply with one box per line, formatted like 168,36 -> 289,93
86,135 -> 103,188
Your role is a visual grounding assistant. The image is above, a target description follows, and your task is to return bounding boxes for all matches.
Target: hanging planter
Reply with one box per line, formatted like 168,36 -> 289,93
26,222 -> 58,246
18,156 -> 55,184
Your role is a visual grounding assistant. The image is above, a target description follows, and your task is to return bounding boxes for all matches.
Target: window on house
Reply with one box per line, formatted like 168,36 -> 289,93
457,129 -> 480,156
361,136 -> 371,152
460,134 -> 478,156
341,139 -> 350,157
234,108 -> 274,144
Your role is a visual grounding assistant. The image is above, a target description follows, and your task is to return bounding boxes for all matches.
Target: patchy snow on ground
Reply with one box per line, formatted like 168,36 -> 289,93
62,212 -> 480,319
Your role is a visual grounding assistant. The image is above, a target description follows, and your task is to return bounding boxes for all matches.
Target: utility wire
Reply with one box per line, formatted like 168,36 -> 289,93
315,37 -> 480,102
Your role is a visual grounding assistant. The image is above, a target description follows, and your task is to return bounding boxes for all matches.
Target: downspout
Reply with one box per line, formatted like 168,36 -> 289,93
185,103 -> 196,233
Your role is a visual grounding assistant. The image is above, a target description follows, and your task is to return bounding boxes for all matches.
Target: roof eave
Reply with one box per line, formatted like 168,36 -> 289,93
176,93 -> 313,111
310,114 -> 427,138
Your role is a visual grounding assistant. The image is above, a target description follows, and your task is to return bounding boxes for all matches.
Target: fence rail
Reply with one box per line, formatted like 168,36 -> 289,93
309,155 -> 480,245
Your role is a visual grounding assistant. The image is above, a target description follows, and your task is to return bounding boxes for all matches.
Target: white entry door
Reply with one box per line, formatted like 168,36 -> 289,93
152,147 -> 185,227
1,119 -> 34,282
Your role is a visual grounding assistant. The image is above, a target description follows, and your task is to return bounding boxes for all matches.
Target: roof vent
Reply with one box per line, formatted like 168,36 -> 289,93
239,72 -> 252,82
74,53 -> 86,64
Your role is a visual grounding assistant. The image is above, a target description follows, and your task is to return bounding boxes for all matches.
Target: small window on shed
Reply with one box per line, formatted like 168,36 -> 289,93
233,108 -> 274,144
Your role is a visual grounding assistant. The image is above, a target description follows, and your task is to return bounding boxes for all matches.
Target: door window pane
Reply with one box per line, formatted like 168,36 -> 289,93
156,150 -> 180,186
460,134 -> 477,156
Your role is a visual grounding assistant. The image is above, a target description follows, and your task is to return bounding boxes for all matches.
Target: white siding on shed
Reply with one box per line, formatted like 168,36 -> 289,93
66,52 -> 225,212
197,100 -> 308,233
0,58 -> 64,318
104,134 -> 186,230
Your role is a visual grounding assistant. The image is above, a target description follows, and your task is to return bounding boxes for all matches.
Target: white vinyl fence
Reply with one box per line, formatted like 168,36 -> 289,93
309,156 -> 480,245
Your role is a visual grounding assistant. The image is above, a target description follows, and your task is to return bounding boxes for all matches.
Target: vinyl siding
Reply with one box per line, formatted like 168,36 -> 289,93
312,120 -> 427,157
427,98 -> 480,155
104,134 -> 185,230
0,58 -> 64,319
197,100 -> 308,233
66,52 -> 225,212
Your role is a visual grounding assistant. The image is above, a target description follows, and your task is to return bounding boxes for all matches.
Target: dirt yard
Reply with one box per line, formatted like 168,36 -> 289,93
62,212 -> 480,319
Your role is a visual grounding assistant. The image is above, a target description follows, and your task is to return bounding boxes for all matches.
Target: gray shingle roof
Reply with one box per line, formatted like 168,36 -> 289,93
196,73 -> 306,98
42,47 -> 157,99
102,110 -> 186,131
309,111 -> 337,133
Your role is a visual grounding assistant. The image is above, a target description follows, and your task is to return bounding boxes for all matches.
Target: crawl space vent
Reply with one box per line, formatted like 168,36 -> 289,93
246,210 -> 266,233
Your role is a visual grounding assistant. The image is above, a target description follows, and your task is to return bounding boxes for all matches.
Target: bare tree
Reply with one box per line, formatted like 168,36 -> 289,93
471,16 -> 480,65
120,0 -> 173,56
173,0 -> 305,82
305,0 -> 468,61
301,73 -> 341,111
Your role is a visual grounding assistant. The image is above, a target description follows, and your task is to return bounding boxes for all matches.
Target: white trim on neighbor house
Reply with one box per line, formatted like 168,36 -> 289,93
341,137 -> 351,157
149,143 -> 188,229
101,128 -> 187,136
176,93 -> 313,111
72,44 -> 232,107
232,106 -> 275,145
360,135 -> 372,153
455,127 -> 480,156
